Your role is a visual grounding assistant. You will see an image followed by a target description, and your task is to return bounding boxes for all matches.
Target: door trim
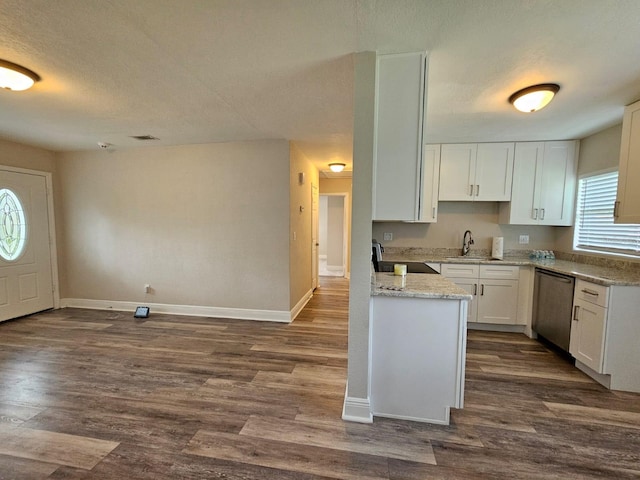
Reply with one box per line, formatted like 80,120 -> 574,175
0,165 -> 59,309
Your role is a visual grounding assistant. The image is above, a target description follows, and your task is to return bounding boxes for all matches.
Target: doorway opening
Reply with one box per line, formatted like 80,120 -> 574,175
319,193 -> 348,277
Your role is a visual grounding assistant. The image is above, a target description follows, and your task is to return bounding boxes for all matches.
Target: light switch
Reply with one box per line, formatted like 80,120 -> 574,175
383,232 -> 393,241
519,234 -> 529,244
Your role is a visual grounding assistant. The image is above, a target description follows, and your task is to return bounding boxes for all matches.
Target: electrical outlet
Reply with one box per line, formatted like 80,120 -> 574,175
383,232 -> 393,241
144,284 -> 151,293
519,234 -> 529,245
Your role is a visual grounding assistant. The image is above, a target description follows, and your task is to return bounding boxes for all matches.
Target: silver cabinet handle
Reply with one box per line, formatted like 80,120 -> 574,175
581,288 -> 599,297
432,207 -> 436,218
480,284 -> 485,296
540,208 -> 545,220
469,184 -> 474,196
573,305 -> 580,321
473,284 -> 477,295
533,208 -> 538,220
475,184 -> 480,196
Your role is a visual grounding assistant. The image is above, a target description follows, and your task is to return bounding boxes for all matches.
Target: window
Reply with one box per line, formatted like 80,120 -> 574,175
0,188 -> 27,261
574,170 -> 640,256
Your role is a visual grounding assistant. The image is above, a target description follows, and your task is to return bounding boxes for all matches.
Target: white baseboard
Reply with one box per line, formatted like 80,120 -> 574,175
575,360 -> 612,389
60,298 -> 292,323
372,410 -> 451,426
290,289 -> 313,321
341,386 -> 373,423
468,323 -> 526,334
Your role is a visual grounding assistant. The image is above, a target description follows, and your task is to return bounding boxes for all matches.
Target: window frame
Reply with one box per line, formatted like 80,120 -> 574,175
573,168 -> 640,258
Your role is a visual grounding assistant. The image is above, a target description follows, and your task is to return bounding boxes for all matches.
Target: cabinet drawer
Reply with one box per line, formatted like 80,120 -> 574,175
575,279 -> 609,308
479,265 -> 519,280
441,264 -> 480,279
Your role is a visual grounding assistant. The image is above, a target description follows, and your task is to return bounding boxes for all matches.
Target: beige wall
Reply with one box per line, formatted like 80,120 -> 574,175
289,143 -> 319,309
557,123 -> 623,253
320,177 -> 352,275
577,124 -> 622,176
0,139 -> 56,173
374,202 -> 559,253
55,140 -> 292,312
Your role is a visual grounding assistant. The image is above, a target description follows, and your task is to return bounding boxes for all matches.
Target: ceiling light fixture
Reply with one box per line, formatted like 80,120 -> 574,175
329,163 -> 346,173
0,59 -> 40,91
509,83 -> 560,113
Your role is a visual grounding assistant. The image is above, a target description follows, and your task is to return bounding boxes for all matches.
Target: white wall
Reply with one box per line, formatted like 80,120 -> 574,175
55,140 -> 292,313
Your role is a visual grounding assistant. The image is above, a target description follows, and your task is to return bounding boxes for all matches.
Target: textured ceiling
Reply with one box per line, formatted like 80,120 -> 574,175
1,0 -> 640,173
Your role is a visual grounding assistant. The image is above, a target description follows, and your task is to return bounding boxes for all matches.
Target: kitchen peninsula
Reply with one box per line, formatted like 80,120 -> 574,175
370,272 -> 471,425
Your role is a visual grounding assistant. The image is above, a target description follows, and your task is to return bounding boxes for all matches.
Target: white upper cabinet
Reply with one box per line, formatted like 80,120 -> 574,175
373,52 -> 427,221
438,143 -> 514,201
498,141 -> 578,226
615,99 -> 640,224
418,144 -> 441,222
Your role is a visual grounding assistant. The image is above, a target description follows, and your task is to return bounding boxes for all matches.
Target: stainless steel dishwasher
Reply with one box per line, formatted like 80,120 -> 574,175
532,268 -> 575,352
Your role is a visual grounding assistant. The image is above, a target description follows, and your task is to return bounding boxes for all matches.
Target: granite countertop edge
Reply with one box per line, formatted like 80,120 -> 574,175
381,254 -> 640,287
372,272 -> 473,300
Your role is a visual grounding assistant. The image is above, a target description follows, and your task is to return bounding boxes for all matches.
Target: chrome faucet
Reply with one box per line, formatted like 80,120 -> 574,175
462,230 -> 474,256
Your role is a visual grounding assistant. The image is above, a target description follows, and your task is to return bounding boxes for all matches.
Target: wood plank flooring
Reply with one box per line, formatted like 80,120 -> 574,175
0,276 -> 639,479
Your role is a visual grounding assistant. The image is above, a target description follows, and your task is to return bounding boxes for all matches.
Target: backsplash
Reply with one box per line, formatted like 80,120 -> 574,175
555,251 -> 640,272
383,246 -> 640,272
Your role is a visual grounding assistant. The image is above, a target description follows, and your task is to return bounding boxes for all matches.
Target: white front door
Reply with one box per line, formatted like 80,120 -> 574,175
0,170 -> 54,322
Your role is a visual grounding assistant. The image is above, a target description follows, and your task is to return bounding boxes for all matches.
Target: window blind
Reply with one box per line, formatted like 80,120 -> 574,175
575,171 -> 640,255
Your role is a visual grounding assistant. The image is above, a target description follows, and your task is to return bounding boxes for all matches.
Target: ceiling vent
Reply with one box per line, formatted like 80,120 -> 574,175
130,135 -> 160,141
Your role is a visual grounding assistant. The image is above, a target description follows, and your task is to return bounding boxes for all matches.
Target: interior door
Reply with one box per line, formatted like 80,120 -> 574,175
0,170 -> 54,322
311,183 -> 319,290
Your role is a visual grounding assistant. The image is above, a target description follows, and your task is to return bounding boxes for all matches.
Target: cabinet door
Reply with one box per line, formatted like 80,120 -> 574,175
477,280 -> 519,324
438,144 -> 476,201
418,144 -> 440,222
474,143 -> 514,201
538,141 -> 577,226
448,278 -> 478,323
616,100 -> 640,223
569,299 -> 607,373
500,142 -> 544,224
373,52 -> 426,221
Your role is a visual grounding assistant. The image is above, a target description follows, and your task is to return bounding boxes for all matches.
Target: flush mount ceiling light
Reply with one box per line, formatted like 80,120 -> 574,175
328,163 -> 346,173
0,59 -> 40,91
509,83 -> 560,113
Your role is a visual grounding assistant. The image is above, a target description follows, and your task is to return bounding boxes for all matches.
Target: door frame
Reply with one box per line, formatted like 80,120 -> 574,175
0,165 -> 60,309
319,192 -> 350,278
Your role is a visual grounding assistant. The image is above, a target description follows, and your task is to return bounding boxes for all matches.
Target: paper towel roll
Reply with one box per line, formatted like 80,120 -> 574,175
492,237 -> 504,260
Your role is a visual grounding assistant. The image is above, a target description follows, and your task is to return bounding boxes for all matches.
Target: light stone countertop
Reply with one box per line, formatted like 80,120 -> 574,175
381,251 -> 640,287
372,272 -> 473,300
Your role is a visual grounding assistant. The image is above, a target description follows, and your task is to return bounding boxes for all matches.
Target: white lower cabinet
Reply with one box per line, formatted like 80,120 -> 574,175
441,264 -> 519,325
568,279 -> 640,393
569,280 -> 608,373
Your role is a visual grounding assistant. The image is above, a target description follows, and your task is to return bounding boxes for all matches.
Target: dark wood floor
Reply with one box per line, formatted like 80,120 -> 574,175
0,277 -> 639,479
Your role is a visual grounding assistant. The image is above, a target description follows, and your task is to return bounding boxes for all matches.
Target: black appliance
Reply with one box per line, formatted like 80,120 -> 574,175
372,239 -> 384,271
376,261 -> 439,274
